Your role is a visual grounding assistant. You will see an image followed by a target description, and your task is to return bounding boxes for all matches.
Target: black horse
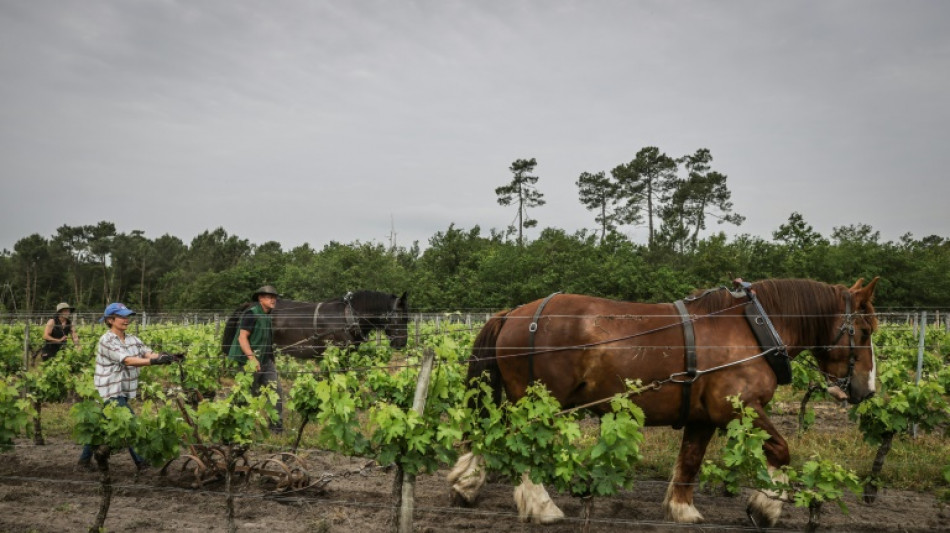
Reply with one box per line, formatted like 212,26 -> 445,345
221,290 -> 409,359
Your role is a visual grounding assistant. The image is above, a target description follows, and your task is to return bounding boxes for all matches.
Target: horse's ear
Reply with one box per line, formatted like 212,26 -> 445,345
861,276 -> 880,299
399,291 -> 408,302
853,276 -> 880,302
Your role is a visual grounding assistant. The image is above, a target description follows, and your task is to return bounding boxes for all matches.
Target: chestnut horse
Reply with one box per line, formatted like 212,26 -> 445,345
222,290 -> 409,359
449,278 -> 879,527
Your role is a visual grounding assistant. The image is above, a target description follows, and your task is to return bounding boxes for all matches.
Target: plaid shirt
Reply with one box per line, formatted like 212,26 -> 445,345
94,331 -> 149,400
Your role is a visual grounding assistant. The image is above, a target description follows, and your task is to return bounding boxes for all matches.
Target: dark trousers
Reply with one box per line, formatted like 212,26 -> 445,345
252,357 -> 283,429
78,396 -> 145,465
41,342 -> 64,361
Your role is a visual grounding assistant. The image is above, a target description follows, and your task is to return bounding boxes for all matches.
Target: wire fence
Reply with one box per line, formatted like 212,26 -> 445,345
2,308 -> 950,329
4,308 -> 948,381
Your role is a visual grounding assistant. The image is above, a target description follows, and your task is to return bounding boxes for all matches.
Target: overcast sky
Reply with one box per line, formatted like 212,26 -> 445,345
2,1 -> 948,254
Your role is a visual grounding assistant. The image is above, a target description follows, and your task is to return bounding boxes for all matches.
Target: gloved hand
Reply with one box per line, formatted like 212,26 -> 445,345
170,352 -> 186,362
151,353 -> 176,365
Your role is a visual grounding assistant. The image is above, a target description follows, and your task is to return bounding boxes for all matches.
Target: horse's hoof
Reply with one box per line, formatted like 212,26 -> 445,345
746,500 -> 780,531
665,501 -> 704,523
450,490 -> 476,507
447,452 -> 486,505
514,474 -> 565,524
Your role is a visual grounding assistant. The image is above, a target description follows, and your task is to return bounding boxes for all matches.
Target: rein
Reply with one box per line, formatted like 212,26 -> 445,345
501,283 -> 867,429
507,300 -> 750,358
509,296 -> 769,421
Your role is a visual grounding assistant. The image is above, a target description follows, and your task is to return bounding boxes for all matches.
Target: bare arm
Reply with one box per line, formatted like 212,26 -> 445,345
238,329 -> 261,371
42,320 -> 60,342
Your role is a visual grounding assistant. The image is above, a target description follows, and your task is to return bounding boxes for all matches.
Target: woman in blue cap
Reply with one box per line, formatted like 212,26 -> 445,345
77,302 -> 179,471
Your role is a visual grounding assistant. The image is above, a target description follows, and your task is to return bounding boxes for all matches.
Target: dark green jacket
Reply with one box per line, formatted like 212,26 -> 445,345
228,303 -> 274,365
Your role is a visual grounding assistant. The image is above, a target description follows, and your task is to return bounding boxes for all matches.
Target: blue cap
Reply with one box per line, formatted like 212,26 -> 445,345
100,302 -> 136,322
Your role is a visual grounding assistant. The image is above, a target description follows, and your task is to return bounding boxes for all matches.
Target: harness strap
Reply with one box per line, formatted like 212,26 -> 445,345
738,281 -> 792,384
673,300 -> 697,429
312,302 -> 322,335
527,292 -> 561,385
342,294 -> 362,341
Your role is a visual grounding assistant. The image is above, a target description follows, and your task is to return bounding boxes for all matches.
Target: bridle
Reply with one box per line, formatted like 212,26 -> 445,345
812,290 -> 868,393
379,296 -> 408,342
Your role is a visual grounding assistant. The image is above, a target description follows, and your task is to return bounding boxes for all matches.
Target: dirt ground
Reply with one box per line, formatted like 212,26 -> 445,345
1,405 -> 947,532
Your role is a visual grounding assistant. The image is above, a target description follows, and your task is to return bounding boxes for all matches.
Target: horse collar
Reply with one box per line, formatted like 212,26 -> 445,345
313,302 -> 323,334
343,298 -> 363,341
739,284 -> 792,385
381,296 -> 401,324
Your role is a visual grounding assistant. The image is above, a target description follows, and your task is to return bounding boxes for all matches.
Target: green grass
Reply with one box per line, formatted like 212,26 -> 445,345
632,409 -> 950,494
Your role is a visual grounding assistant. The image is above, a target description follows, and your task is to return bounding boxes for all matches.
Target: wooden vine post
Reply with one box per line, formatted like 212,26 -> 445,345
22,318 -> 30,371
90,444 -> 113,533
394,347 -> 436,533
913,311 -> 926,437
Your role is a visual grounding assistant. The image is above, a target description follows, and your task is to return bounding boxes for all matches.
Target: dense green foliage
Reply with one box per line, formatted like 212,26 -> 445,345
701,396 -> 865,528
70,395 -> 186,468
0,376 -> 34,451
2,209 -> 949,314
463,381 -> 646,497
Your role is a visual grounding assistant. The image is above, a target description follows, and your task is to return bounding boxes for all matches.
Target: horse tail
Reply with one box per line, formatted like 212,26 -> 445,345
220,302 -> 253,355
466,310 -> 509,411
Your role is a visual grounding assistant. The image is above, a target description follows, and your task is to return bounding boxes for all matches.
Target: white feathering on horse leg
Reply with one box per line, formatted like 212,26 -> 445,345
447,452 -> 486,503
513,472 -> 565,524
663,478 -> 704,523
746,467 -> 787,528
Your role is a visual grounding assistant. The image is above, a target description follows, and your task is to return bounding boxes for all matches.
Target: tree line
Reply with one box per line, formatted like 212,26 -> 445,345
2,146 -> 948,314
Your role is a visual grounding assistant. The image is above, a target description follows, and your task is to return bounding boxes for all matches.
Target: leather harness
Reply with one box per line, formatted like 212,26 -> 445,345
672,300 -> 697,429
527,292 -> 561,385
290,294 -> 366,351
522,285 -> 791,430
671,282 -> 791,428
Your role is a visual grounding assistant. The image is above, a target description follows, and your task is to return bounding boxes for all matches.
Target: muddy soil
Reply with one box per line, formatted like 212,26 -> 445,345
0,403 -> 946,532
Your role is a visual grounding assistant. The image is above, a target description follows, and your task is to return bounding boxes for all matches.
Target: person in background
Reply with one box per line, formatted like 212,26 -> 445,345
228,285 -> 283,432
77,302 -> 179,471
41,302 -> 81,361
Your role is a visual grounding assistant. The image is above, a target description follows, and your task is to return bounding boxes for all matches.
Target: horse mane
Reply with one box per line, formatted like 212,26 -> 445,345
687,279 -> 851,347
346,290 -> 396,315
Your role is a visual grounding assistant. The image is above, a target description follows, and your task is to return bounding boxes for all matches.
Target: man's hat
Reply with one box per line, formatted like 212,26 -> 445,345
99,302 -> 135,323
252,285 -> 280,301
55,302 -> 75,313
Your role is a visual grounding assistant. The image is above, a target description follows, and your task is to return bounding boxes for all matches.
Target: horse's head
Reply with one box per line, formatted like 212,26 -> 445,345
384,291 -> 410,349
815,277 -> 880,404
